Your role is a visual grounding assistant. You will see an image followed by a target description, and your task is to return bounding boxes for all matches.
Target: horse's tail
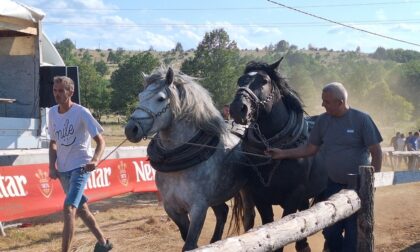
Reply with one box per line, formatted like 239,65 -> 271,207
228,192 -> 243,235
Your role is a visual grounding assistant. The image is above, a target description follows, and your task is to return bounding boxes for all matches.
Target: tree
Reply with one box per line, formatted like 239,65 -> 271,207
115,47 -> 126,63
77,60 -> 99,107
89,79 -> 112,122
371,47 -> 387,60
107,50 -> 116,63
110,52 -> 160,116
275,40 -> 289,52
54,38 -> 76,64
107,47 -> 126,64
94,60 -> 109,76
181,28 -> 242,108
395,60 -> 420,119
173,42 -> 184,53
81,50 -> 93,64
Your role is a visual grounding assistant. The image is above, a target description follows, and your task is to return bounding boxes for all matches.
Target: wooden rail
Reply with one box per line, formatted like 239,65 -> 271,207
192,168 -> 420,252
192,190 -> 361,252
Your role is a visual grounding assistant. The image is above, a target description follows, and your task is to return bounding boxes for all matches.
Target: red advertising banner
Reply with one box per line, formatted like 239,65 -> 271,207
0,158 -> 157,222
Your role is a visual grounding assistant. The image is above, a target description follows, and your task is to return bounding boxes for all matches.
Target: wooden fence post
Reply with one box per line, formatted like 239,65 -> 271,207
357,166 -> 374,252
0,222 -> 6,237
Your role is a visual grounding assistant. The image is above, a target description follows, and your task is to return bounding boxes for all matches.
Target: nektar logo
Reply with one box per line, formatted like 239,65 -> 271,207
35,169 -> 53,198
118,161 -> 129,187
0,174 -> 28,198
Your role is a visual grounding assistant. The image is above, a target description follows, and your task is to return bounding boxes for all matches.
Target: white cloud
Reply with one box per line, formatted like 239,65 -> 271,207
140,31 -> 176,50
102,15 -> 137,26
73,0 -> 115,10
391,23 -> 420,32
179,29 -> 202,43
375,9 -> 387,21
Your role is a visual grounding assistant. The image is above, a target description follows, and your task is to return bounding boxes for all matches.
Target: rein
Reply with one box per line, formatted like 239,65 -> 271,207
146,130 -> 272,173
148,135 -> 269,159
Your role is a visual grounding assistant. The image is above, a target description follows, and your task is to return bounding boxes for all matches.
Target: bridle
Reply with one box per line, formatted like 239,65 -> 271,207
129,99 -> 171,138
235,78 -> 276,122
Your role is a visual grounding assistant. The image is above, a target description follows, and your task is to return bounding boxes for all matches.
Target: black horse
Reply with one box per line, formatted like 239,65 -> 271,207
229,58 -> 327,252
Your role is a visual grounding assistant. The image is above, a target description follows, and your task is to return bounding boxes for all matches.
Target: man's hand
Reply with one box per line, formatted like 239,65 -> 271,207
265,148 -> 286,159
49,168 -> 59,180
83,161 -> 97,172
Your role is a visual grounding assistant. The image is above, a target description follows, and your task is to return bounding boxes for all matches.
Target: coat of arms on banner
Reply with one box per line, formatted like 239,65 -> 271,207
35,169 -> 53,198
118,161 -> 129,186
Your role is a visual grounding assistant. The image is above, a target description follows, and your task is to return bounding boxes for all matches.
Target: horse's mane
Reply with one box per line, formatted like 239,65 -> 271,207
244,61 -> 305,114
145,66 -> 227,136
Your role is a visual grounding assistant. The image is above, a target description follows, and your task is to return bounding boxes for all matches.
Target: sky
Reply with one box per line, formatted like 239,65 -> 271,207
17,0 -> 420,53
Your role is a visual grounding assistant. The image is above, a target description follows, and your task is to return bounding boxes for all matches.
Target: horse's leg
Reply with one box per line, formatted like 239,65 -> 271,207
294,199 -> 311,252
255,202 -> 274,224
210,203 -> 228,243
255,203 -> 283,252
182,204 -> 208,251
281,186 -> 310,252
163,205 -> 190,241
240,187 -> 256,231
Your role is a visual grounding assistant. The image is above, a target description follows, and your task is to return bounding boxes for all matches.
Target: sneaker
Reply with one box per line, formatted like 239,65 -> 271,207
94,239 -> 113,252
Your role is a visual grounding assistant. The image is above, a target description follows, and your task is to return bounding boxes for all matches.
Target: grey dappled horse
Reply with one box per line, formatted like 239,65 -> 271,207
229,59 -> 328,252
124,67 -> 247,251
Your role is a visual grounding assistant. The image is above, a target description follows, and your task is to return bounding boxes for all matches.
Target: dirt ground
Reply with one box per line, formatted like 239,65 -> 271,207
1,177 -> 419,252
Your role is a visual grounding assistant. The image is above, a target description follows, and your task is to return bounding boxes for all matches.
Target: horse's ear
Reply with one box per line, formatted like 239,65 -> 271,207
166,67 -> 174,85
270,57 -> 284,70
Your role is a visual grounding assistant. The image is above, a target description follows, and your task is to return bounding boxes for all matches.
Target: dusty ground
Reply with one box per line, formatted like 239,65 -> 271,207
1,166 -> 419,252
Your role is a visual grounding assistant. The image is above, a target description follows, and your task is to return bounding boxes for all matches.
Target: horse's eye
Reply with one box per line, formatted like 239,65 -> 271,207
157,97 -> 165,102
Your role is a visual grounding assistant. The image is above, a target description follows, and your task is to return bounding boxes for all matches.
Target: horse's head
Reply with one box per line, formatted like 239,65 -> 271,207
230,58 -> 305,126
124,67 -> 175,142
229,59 -> 283,125
125,66 -> 226,143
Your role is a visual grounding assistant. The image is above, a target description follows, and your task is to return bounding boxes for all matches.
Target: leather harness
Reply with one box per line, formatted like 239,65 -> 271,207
147,130 -> 220,172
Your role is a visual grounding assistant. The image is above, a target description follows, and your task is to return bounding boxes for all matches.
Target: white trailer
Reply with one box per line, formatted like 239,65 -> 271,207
0,0 -> 79,150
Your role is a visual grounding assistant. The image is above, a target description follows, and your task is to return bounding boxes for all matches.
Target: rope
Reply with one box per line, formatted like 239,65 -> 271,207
82,138 -> 128,173
97,138 -> 128,166
149,136 -> 270,159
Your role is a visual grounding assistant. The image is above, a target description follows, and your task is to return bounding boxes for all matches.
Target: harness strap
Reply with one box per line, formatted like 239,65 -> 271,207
147,130 -> 220,172
242,112 -> 309,187
243,111 -> 307,154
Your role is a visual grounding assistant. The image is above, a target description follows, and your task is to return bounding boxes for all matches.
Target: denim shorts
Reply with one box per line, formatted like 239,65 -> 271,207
59,167 -> 90,208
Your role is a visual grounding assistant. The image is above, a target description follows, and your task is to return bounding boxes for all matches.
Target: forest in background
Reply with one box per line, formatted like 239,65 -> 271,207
53,28 -> 420,140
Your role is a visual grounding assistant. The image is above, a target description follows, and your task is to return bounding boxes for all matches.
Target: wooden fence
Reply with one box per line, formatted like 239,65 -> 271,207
192,167 -> 420,252
382,147 -> 420,170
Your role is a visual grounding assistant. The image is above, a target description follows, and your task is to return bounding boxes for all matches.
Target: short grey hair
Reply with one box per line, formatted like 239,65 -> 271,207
322,82 -> 348,101
53,76 -> 75,92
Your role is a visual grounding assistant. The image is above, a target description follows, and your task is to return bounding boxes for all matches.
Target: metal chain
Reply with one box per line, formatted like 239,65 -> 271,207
252,123 -> 270,149
247,123 -> 284,187
245,154 -> 280,187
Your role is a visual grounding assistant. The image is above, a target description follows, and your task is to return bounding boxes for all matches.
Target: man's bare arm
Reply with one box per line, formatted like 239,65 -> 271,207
85,134 -> 105,172
369,143 -> 382,172
49,140 -> 59,179
265,143 -> 319,160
